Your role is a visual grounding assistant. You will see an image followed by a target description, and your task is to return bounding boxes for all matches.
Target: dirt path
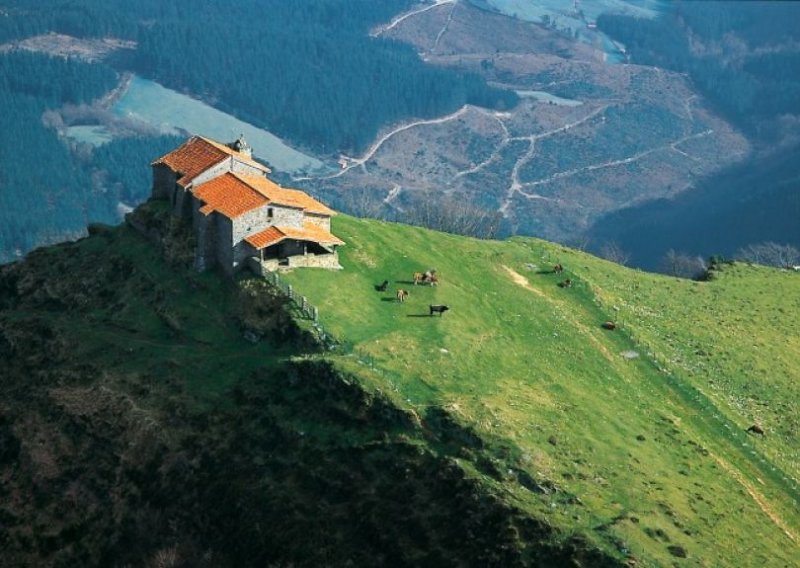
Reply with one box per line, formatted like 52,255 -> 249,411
501,265 -> 617,365
295,105 -> 470,182
710,452 -> 798,544
373,0 -> 456,37
501,265 -> 545,297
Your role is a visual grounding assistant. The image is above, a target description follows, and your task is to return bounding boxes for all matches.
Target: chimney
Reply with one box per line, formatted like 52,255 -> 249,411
230,134 -> 252,158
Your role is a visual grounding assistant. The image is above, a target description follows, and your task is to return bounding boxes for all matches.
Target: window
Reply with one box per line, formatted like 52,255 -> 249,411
267,207 -> 274,219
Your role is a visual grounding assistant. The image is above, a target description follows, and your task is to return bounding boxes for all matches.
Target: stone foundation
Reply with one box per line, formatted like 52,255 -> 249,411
248,251 -> 342,275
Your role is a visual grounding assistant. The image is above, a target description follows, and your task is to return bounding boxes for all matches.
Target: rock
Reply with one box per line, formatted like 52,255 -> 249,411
667,545 -> 688,558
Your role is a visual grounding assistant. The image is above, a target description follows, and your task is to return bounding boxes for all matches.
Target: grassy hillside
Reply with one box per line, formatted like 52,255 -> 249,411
0,215 -> 621,566
282,215 -> 800,566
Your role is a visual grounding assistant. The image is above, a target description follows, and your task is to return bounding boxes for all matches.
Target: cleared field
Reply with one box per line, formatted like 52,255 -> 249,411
282,215 -> 800,566
112,76 -> 324,174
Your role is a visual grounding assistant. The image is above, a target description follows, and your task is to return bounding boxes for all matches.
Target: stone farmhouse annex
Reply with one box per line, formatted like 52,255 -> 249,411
151,135 -> 344,274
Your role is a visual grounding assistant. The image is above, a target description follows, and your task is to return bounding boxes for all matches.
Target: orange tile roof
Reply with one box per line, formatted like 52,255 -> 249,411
234,173 -> 336,216
244,226 -> 285,249
199,137 -> 271,173
151,136 -> 269,187
194,173 -> 267,219
245,221 -> 345,250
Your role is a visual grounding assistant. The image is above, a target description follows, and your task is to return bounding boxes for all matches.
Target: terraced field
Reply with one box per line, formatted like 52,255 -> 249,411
283,215 -> 800,566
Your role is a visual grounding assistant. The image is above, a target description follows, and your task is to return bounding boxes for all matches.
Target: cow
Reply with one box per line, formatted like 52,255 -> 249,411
602,321 -> 616,330
429,304 -> 449,316
375,279 -> 389,292
396,289 -> 409,303
746,424 -> 765,436
414,270 -> 438,286
553,263 -> 564,274
558,279 -> 572,288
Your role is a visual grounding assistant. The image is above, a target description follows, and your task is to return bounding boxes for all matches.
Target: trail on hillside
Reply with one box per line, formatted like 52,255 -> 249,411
710,452 -> 798,544
372,0 -> 456,37
293,105 -> 470,182
500,265 -> 615,363
504,264 -> 799,546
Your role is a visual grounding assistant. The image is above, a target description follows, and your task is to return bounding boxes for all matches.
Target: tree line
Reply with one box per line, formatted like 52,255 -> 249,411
0,0 -> 517,154
596,2 -> 800,138
0,49 -> 180,262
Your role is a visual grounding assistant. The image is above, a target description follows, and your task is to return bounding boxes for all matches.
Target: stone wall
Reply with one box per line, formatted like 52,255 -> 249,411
191,199 -> 218,272
304,213 -> 331,231
271,205 -> 304,228
248,251 -> 341,274
191,159 -> 234,188
230,158 -> 267,178
287,251 -> 341,269
215,215 -> 235,275
173,187 -> 193,220
152,165 -> 176,200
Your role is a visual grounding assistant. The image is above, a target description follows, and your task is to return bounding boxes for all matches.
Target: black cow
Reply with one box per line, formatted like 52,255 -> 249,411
375,280 -> 389,292
429,304 -> 450,316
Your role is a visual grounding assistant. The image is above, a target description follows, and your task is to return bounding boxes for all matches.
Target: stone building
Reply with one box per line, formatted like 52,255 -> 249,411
151,135 -> 343,274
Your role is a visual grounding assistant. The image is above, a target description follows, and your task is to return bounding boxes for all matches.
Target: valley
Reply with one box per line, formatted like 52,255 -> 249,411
296,0 -> 748,244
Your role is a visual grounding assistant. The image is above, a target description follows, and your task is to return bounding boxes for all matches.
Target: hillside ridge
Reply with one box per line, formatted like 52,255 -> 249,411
2,208 -> 798,565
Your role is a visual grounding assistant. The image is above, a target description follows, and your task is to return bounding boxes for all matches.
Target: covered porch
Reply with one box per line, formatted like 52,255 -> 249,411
245,224 -> 344,273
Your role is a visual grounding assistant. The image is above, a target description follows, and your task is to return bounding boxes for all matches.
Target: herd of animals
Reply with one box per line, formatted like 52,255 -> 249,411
371,263 -> 768,436
375,270 -> 448,316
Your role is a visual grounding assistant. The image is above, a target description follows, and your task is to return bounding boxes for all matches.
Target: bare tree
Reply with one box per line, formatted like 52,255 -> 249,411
334,187 -> 388,220
736,242 -> 800,268
661,249 -> 708,279
598,241 -> 631,266
398,194 -> 503,239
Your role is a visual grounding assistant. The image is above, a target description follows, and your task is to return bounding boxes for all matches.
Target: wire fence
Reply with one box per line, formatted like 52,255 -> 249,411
262,269 -> 343,351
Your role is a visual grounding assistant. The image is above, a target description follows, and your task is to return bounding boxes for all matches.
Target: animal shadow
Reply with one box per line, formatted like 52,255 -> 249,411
380,297 -> 397,302
406,314 -> 432,318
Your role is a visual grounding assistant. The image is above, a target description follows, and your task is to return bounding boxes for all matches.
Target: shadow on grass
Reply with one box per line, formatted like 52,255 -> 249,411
407,314 -> 434,318
380,297 -> 398,302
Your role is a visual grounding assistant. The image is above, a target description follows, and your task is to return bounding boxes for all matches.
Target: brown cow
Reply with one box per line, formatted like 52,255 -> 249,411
553,263 -> 564,274
396,289 -> 409,303
746,424 -> 765,436
602,321 -> 616,330
413,270 -> 438,286
558,279 -> 572,288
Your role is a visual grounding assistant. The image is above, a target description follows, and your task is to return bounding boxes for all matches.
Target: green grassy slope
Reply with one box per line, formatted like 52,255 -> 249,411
283,215 -> 800,567
3,219 -> 620,566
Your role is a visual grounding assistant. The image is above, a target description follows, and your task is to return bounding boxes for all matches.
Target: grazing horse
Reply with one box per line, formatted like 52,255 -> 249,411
553,263 -> 564,274
396,289 -> 409,303
429,304 -> 449,316
375,279 -> 389,292
746,424 -> 765,436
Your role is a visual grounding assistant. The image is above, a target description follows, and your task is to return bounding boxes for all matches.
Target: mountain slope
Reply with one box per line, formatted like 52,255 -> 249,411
2,209 -> 798,566
283,215 -> 800,566
0,215 -> 617,566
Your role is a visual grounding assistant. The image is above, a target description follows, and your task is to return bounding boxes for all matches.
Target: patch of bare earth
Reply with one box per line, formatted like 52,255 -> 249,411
299,1 -> 749,244
0,32 -> 136,62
